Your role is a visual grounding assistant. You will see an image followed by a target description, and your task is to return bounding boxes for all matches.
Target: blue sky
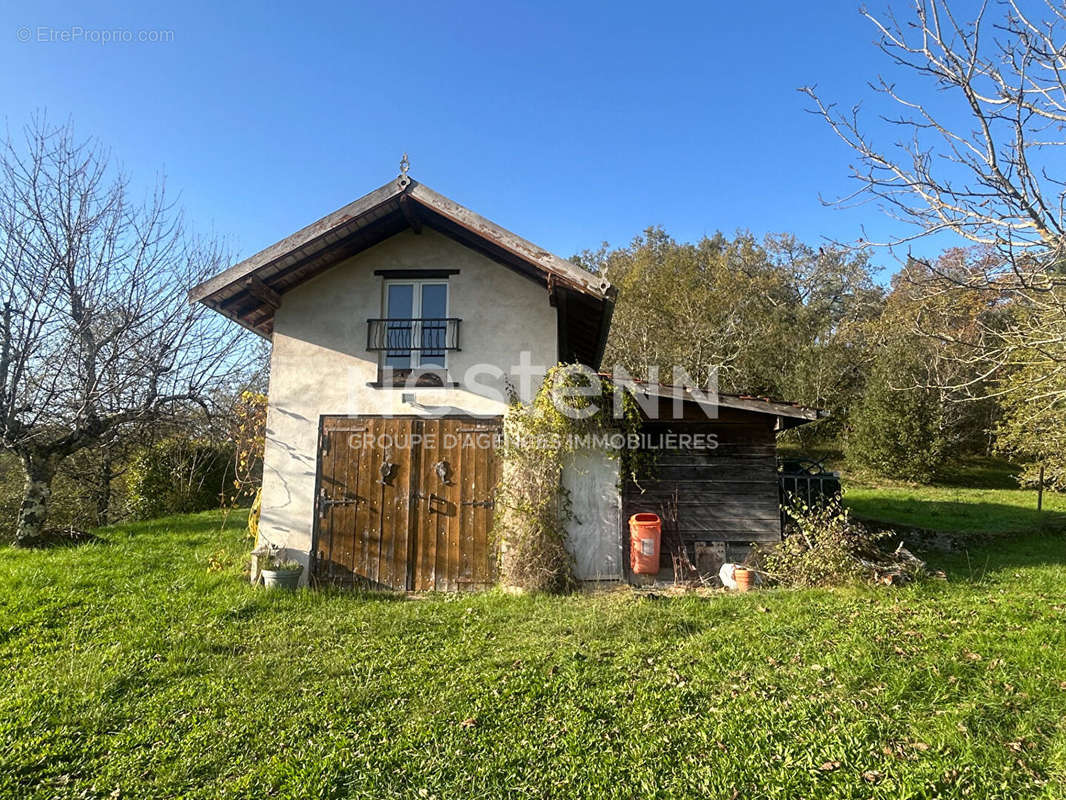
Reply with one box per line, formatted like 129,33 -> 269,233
3,1 -> 952,278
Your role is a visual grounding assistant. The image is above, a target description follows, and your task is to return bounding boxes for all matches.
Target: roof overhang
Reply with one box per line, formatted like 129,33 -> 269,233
189,176 -> 616,367
608,377 -> 828,430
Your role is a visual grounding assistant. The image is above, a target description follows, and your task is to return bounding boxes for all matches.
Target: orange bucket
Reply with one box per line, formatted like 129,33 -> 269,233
629,513 -> 661,575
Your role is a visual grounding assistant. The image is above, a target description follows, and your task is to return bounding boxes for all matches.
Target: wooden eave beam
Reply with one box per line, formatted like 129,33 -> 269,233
245,275 -> 281,310
555,285 -> 571,362
399,196 -> 423,234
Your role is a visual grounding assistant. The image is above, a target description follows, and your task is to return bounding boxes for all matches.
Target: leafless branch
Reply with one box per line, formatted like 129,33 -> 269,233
0,115 -> 254,542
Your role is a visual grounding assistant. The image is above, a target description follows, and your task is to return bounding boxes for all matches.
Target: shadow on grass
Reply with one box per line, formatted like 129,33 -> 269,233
933,457 -> 1022,490
849,496 -> 1066,536
13,529 -> 103,550
310,584 -> 410,603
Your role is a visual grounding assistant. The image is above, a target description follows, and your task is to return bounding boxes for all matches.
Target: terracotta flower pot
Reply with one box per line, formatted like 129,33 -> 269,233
734,568 -> 754,592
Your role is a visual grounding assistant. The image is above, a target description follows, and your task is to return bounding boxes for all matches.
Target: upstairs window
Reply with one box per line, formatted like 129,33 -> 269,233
384,280 -> 449,370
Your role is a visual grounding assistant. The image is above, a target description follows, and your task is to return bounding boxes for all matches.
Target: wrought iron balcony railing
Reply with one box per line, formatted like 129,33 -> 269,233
366,318 -> 462,354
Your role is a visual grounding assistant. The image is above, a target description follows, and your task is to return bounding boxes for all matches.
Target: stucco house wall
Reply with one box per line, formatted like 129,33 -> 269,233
258,228 -> 558,573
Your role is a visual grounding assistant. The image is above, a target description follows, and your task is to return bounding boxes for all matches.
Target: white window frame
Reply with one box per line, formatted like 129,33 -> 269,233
383,279 -> 450,370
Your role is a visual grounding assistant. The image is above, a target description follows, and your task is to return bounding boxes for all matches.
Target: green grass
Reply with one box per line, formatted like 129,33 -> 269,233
844,483 -> 1066,535
2,511 -> 1065,798
841,457 -> 1066,536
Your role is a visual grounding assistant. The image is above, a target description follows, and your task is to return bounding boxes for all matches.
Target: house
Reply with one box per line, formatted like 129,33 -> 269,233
190,173 -> 823,589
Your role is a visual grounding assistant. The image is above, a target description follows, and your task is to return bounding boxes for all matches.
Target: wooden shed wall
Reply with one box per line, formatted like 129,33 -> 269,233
623,407 -> 781,569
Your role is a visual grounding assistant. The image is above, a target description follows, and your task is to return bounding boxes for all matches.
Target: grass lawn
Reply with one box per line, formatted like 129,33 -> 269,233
843,483 -> 1066,536
2,511 -> 1066,798
841,458 -> 1066,536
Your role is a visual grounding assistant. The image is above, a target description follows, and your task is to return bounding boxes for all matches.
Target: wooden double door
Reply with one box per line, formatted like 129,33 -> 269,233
312,416 -> 501,591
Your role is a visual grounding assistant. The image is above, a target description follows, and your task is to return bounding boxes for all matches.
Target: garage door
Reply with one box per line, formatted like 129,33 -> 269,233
312,416 -> 501,591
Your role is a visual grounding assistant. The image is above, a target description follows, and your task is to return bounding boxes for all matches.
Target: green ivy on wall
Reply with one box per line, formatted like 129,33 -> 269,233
493,364 -> 643,593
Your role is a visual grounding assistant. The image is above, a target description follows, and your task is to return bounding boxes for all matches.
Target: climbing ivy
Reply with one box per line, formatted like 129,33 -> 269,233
493,364 -> 643,593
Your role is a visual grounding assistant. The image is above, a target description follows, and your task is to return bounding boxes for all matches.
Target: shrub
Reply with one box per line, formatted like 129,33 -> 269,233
845,349 -> 948,483
756,498 -> 919,587
125,438 -> 234,521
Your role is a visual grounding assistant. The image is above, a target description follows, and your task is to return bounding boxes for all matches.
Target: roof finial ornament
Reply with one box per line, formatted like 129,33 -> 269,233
397,152 -> 411,189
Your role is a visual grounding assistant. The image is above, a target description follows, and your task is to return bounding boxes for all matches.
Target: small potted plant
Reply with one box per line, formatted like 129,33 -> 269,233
261,552 -> 303,590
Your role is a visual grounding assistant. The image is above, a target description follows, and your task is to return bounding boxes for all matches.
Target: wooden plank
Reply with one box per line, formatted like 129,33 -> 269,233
409,418 -> 424,591
388,418 -> 408,590
412,417 -> 429,591
648,449 -> 776,463
244,275 -> 281,309
336,423 -> 357,581
631,514 -> 781,533
349,421 -> 369,583
674,529 -> 783,542
312,425 -> 326,583
642,466 -> 776,482
447,420 -> 463,591
349,422 -> 366,584
434,418 -> 451,591
626,488 -> 779,503
404,419 -> 423,591
477,428 -> 492,584
330,425 -> 349,584
625,495 -> 780,513
372,417 -> 390,587
391,418 -> 413,590
477,424 -> 501,586
433,416 -> 448,591
627,482 -> 779,498
648,449 -> 776,462
381,420 -> 400,588
398,195 -> 423,234
421,418 -> 439,591
355,422 -> 372,583
316,425 -> 337,584
641,420 -> 772,435
628,503 -> 781,519
487,428 -> 501,584
458,421 -> 474,584
629,514 -> 781,534
360,417 -> 382,586
378,418 -> 396,589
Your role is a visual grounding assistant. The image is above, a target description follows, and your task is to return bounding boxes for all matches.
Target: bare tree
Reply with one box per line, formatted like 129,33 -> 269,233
0,117 -> 251,544
805,0 -> 1066,252
804,0 -> 1066,411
